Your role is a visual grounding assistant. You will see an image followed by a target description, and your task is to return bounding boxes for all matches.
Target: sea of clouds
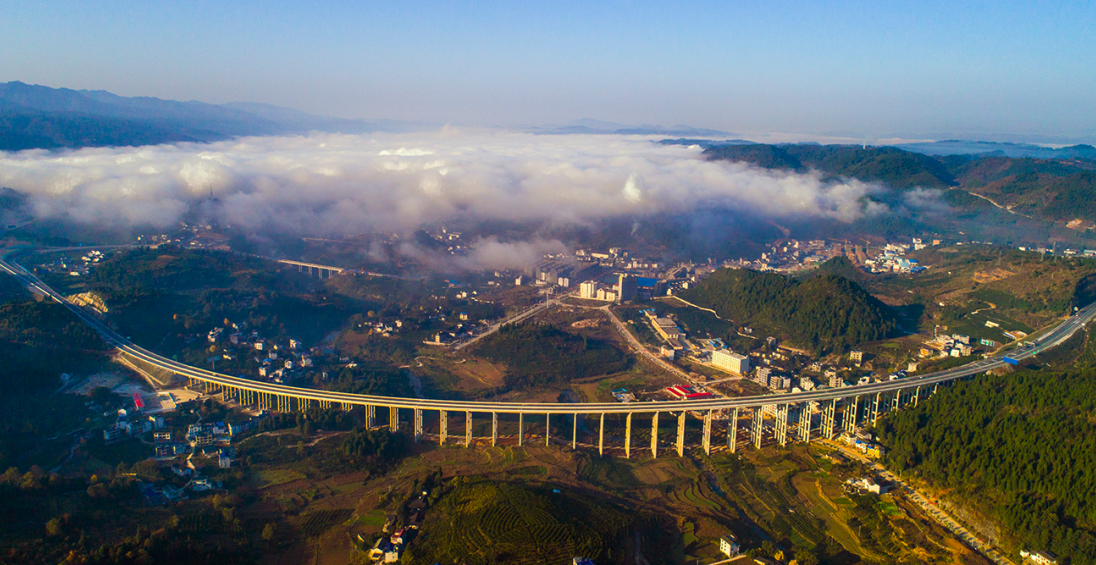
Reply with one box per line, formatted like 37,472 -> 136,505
0,129 -> 917,267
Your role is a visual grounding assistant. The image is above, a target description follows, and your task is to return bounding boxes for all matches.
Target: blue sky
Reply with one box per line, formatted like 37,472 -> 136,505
2,1 -> 1093,140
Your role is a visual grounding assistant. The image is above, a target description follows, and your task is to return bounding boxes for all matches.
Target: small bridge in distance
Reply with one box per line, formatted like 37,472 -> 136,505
277,259 -> 345,279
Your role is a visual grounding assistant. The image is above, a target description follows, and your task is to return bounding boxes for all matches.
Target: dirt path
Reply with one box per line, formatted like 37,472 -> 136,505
962,190 -> 1031,218
970,302 -> 997,315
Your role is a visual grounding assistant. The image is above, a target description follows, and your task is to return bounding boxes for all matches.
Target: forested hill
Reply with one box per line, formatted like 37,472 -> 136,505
679,269 -> 898,354
703,144 -> 957,189
474,323 -> 632,389
876,370 -> 1096,564
695,141 -> 1096,223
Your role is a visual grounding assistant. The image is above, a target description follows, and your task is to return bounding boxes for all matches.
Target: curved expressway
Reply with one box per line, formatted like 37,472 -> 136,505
4,254 -> 1096,453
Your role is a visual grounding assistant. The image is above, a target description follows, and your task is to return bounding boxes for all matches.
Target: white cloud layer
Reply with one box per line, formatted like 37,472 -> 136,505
0,130 -> 889,236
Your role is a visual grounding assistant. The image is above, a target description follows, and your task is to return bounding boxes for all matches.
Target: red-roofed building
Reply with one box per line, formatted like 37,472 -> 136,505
665,385 -> 714,400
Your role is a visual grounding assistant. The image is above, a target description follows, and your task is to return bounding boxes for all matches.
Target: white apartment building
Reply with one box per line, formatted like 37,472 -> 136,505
712,349 -> 750,375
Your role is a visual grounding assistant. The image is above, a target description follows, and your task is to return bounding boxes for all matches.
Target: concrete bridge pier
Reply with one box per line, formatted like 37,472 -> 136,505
676,411 -> 686,457
844,395 -> 859,434
751,407 -> 765,449
651,412 -> 659,458
389,407 -> 399,432
728,408 -> 739,452
465,412 -> 473,447
914,385 -> 922,406
822,399 -> 837,439
702,410 -> 712,455
599,413 -> 606,457
545,414 -> 551,447
413,409 -> 423,442
872,392 -> 882,425
571,413 -> 577,450
775,404 -> 789,446
492,413 -> 499,447
518,413 -> 524,447
798,403 -> 812,443
439,411 -> 448,444
624,413 -> 632,458
342,402 -> 353,412
365,405 -> 376,429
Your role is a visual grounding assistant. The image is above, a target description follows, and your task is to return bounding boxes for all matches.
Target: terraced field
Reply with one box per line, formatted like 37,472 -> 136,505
298,509 -> 354,537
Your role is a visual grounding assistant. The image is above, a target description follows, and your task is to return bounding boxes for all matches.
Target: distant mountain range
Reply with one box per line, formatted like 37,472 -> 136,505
0,83 -> 740,151
4,81 -> 1094,161
891,140 -> 1096,160
530,118 -> 732,137
0,81 -> 423,151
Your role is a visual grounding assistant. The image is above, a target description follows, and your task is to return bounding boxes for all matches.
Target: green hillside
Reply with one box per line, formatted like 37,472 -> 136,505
680,269 -> 899,354
1041,171 -> 1096,221
405,480 -> 634,565
53,246 -> 349,350
876,369 -> 1096,564
702,142 -> 1096,224
474,322 -> 633,389
802,256 -> 866,284
0,299 -> 110,472
705,144 -> 956,189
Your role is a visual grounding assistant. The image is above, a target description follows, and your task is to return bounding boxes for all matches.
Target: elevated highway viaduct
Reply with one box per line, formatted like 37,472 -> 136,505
274,259 -> 344,279
4,254 -> 1093,458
